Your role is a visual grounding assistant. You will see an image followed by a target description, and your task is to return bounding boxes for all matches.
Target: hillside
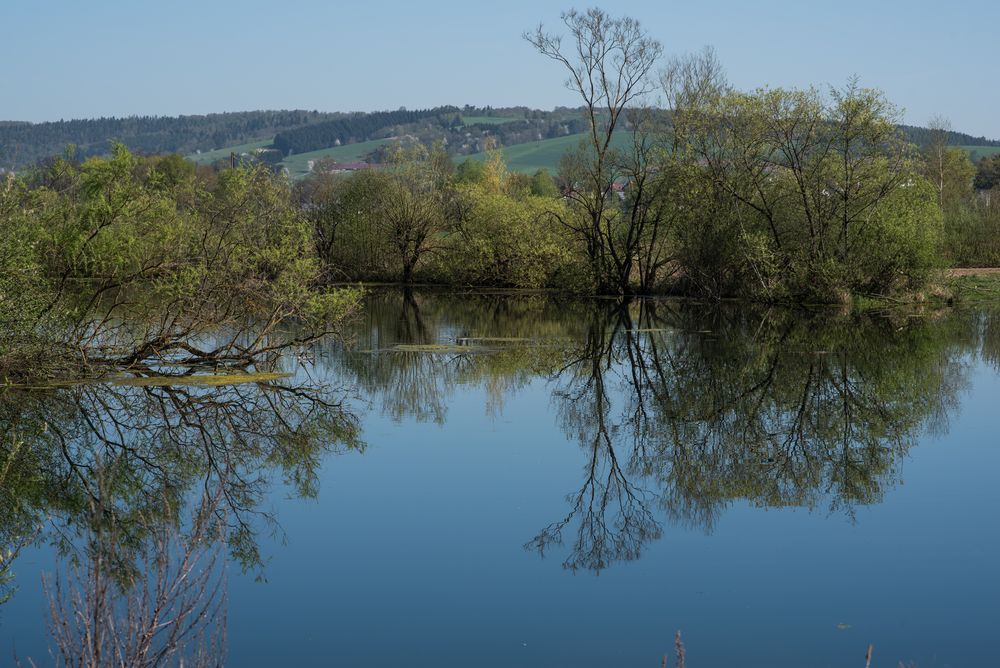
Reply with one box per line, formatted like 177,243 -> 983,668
281,139 -> 395,179
964,145 -> 1000,160
0,111 -> 343,169
455,132 -> 633,174
5,106 -> 999,180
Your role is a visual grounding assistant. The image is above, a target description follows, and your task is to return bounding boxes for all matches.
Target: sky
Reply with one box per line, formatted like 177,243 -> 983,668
3,0 -> 998,138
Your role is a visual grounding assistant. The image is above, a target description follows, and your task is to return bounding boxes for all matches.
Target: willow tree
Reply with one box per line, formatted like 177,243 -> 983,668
374,143 -> 454,284
526,8 -> 662,294
680,81 -> 941,300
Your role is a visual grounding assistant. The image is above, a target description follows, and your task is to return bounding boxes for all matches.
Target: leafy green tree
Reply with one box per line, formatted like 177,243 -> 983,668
2,146 -> 360,381
974,154 -> 1000,191
529,168 -> 558,197
446,175 -> 576,288
373,143 -> 455,283
454,158 -> 486,185
675,82 -> 939,300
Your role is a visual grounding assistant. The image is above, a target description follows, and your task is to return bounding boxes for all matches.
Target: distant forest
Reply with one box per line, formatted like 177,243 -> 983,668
898,124 -> 1000,148
0,110 -> 341,168
272,108 -> 457,156
1,107 -> 997,171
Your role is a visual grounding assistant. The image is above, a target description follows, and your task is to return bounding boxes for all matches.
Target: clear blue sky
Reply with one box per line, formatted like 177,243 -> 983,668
4,0 -> 998,138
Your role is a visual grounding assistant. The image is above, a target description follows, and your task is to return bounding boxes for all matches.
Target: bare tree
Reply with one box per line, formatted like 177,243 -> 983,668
44,484 -> 228,668
926,114 -> 952,206
525,8 -> 662,294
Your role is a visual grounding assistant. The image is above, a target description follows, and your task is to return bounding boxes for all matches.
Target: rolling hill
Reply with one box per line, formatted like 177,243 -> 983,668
456,132 -> 631,174
280,139 -> 395,179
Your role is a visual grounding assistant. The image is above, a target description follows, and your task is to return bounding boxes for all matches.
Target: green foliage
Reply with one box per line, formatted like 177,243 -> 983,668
671,83 -> 940,301
974,153 -> 1000,190
298,147 -> 583,289
0,175 -> 60,376
1,110 -> 340,168
442,181 -> 578,289
857,177 -> 943,291
943,197 -> 1000,266
2,146 -> 360,381
454,158 -> 486,184
529,168 -> 558,197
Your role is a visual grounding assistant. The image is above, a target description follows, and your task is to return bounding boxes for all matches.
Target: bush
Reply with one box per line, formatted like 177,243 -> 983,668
436,183 -> 577,289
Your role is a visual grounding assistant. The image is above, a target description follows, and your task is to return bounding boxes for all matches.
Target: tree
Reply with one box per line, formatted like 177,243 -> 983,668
525,8 -> 663,294
529,168 -> 558,197
974,153 -> 1000,191
922,115 -> 976,211
375,143 -> 455,283
679,81 -> 937,300
446,154 -> 575,289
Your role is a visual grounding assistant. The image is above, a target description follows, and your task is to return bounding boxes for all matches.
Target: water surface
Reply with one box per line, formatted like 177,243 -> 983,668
1,291 -> 997,666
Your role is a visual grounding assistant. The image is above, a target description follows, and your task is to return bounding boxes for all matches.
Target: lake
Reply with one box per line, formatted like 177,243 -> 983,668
1,290 -> 997,667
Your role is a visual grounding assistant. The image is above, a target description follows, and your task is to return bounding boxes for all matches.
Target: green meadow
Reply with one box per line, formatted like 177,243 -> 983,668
190,135 -> 998,180
457,132 -> 632,173
280,138 -> 394,178
963,145 -> 1000,159
186,139 -> 272,165
187,138 -> 391,177
461,115 -> 521,125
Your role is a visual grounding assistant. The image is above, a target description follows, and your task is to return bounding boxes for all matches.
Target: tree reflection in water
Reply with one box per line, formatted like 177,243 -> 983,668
45,482 -> 228,667
336,292 -> 973,573
1,367 -> 361,659
0,289 -> 988,648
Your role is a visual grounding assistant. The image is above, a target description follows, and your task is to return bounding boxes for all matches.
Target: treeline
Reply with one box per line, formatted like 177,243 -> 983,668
296,145 -> 577,287
928,141 -> 1000,266
6,105 -> 997,178
1,107 -> 997,385
0,110 -> 351,169
295,88 -> 943,302
292,10 -> 1000,301
272,107 -> 459,156
0,147 -> 360,383
899,124 -> 1000,149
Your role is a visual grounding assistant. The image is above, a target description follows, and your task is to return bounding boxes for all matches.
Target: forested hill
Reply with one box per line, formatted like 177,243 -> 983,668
899,124 -> 1000,148
272,107 -> 459,156
0,110 -> 344,168
3,106 -> 998,171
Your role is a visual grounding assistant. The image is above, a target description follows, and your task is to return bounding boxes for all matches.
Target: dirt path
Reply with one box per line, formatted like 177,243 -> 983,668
947,267 -> 1000,277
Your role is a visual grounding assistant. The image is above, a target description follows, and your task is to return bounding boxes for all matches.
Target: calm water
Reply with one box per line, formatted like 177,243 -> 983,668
1,291 -> 998,666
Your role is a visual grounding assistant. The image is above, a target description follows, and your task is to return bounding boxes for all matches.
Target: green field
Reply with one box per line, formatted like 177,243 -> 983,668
193,132 -> 1000,181
186,139 -> 273,165
457,132 -> 633,174
963,145 -> 1000,159
188,132 -> 598,178
187,137 -> 392,177
280,138 -> 394,179
461,115 -> 521,125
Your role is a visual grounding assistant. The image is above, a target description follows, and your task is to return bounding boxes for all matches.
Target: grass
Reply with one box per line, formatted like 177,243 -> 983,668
109,371 -> 292,387
456,132 -> 632,174
461,115 -> 521,125
961,145 -> 1000,159
186,137 -> 393,178
189,122 -> 625,178
186,140 -> 272,165
281,138 -> 394,179
360,343 -> 497,354
947,273 -> 1000,303
5,370 -> 292,390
